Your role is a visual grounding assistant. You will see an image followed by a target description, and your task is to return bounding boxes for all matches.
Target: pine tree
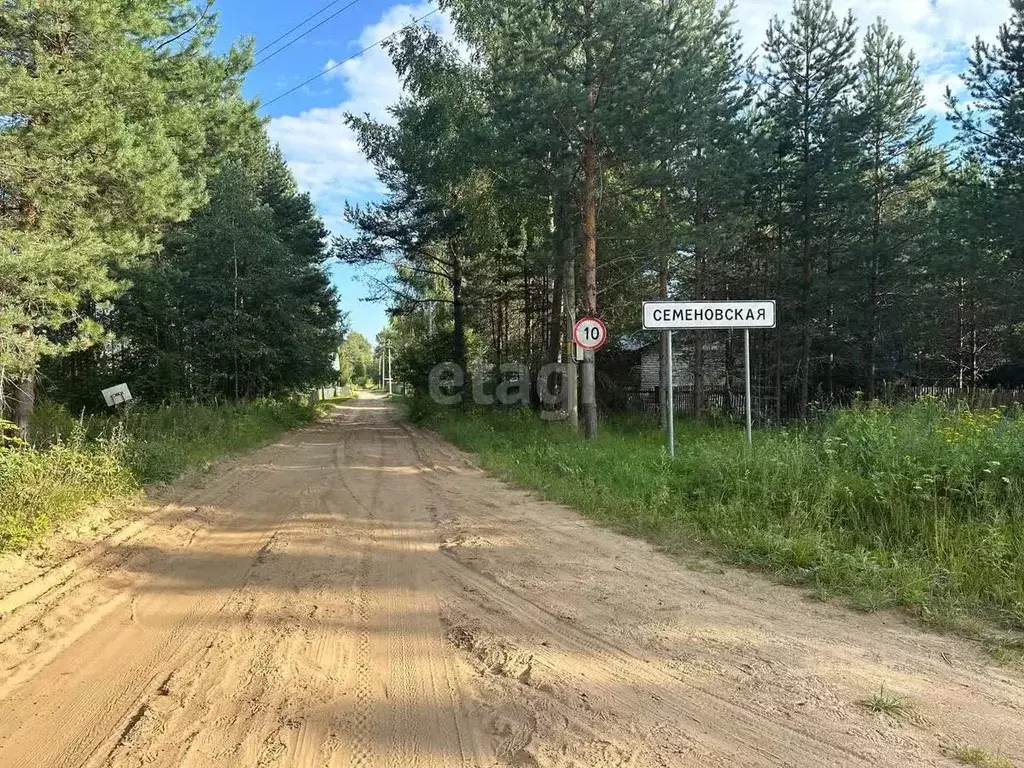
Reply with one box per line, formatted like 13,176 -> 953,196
113,144 -> 342,402
446,0 -> 666,437
641,0 -> 750,419
947,0 -> 1024,335
0,0 -> 253,430
853,18 -> 937,397
759,0 -> 858,416
908,162 -> 1016,385
337,26 -> 502,378
948,0 -> 1024,176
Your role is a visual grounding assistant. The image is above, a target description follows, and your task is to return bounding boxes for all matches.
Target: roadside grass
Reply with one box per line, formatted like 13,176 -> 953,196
955,745 -> 1015,768
418,397 -> 1024,634
860,686 -> 912,718
0,398 -> 317,552
317,391 -> 357,407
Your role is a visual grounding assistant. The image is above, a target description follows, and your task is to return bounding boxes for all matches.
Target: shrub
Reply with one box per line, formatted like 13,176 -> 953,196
0,399 -> 316,552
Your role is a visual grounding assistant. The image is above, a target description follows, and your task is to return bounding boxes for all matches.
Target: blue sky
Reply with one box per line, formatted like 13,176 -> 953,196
211,0 -> 1008,342
213,1 -> 450,341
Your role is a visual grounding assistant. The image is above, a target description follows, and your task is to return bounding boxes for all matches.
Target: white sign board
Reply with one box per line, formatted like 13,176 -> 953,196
643,301 -> 776,330
102,383 -> 133,407
573,317 -> 608,351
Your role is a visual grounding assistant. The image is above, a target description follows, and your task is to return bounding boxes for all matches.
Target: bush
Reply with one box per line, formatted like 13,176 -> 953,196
0,399 -> 316,552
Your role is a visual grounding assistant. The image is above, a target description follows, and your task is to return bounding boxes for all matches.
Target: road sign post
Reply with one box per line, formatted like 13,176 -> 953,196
643,301 -> 776,451
744,328 -> 752,445
666,330 -> 674,457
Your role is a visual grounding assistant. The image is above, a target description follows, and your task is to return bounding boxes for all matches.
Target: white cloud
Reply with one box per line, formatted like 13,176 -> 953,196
267,3 -> 454,232
921,71 -> 961,114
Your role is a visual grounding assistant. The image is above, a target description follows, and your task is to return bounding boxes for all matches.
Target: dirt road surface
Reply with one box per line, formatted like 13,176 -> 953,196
0,394 -> 1021,767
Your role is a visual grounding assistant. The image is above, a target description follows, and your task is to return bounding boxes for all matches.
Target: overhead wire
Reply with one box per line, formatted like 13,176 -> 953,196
260,8 -> 439,110
252,0 -> 367,69
255,0 -> 355,56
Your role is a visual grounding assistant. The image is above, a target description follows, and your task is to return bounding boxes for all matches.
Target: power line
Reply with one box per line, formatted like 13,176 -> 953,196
253,0 -> 367,69
260,8 -> 439,110
255,0 -> 349,55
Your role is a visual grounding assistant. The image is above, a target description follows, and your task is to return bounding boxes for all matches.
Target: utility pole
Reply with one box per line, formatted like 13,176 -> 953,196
377,342 -> 394,394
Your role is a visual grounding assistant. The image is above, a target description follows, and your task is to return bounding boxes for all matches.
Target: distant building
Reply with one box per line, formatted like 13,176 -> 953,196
637,336 -> 727,389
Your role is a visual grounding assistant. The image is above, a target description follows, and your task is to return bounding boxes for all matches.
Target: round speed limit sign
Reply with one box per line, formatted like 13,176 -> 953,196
573,317 -> 608,351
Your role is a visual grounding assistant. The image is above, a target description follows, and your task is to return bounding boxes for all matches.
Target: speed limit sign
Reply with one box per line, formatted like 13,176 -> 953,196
573,317 -> 608,351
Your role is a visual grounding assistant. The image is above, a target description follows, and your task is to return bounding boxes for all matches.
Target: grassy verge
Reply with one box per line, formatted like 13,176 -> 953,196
418,398 -> 1024,638
0,398 -> 318,552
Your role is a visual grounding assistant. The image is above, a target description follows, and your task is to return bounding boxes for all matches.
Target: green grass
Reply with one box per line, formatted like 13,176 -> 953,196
955,745 -> 1014,768
418,397 -> 1024,633
860,686 -> 912,717
0,398 -> 318,552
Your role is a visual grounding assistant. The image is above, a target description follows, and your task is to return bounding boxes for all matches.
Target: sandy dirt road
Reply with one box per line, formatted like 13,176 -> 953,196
0,394 -> 1021,767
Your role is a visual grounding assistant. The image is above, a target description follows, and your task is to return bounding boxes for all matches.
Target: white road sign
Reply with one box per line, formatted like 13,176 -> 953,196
643,301 -> 776,330
573,317 -> 608,351
101,383 -> 133,407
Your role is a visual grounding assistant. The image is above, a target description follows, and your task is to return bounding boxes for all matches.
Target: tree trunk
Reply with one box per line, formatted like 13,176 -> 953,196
523,266 -> 532,369
452,255 -> 466,381
799,234 -> 812,419
547,263 -> 563,367
580,129 -> 599,439
957,278 -> 965,390
799,62 -> 812,420
826,244 -> 834,400
547,190 -> 566,415
564,221 -> 579,429
13,373 -> 35,442
867,159 -> 882,400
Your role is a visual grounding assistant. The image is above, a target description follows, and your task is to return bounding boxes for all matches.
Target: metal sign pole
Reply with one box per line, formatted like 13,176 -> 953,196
666,329 -> 675,457
744,328 -> 753,446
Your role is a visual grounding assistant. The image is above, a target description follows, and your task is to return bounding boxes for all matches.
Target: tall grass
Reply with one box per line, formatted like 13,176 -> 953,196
0,399 -> 316,552
424,398 -> 1024,632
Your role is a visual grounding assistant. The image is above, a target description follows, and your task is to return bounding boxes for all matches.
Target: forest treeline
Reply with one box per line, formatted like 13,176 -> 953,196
1,1 -> 343,434
341,0 -> 1024,433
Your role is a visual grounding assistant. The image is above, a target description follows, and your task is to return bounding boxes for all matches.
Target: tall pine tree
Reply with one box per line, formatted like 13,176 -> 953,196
0,0 -> 252,430
759,0 -> 858,415
853,18 -> 937,396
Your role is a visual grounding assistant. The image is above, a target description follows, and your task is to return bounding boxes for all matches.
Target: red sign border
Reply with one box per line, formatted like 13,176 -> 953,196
573,317 -> 609,351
